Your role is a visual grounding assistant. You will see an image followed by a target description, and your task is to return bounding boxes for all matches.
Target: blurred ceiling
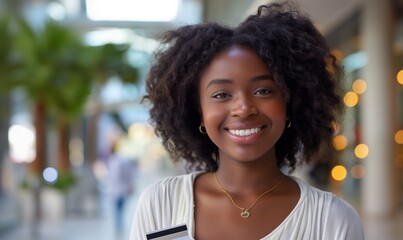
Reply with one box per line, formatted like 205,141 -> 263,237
235,0 -> 366,34
289,0 -> 362,33
204,0 -> 403,35
4,0 -> 370,37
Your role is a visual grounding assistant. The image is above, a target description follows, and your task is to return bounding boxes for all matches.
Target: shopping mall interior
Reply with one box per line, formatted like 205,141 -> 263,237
0,0 -> 402,239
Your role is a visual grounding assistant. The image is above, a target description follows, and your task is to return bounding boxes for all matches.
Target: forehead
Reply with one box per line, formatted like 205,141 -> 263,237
200,45 -> 271,81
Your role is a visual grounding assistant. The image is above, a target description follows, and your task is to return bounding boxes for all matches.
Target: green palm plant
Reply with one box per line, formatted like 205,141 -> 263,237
0,12 -> 16,78
0,12 -> 14,192
11,18 -> 97,174
53,42 -> 139,171
8,17 -> 139,176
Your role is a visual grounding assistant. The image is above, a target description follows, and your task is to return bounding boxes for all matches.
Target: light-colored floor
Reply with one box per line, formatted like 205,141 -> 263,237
0,192 -> 138,240
1,217 -> 122,240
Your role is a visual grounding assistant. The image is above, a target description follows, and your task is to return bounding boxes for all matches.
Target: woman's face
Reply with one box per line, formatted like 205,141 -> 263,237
199,45 -> 287,164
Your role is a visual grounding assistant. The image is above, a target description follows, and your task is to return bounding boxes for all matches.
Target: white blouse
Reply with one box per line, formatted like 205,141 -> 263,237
130,172 -> 364,240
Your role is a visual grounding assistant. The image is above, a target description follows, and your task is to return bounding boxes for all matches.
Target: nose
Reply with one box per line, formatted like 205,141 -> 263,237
231,95 -> 258,119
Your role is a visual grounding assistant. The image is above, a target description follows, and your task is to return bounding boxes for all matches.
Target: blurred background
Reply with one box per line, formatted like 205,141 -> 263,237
0,0 -> 402,239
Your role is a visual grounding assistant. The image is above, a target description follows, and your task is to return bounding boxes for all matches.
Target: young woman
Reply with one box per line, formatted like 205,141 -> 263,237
130,1 -> 364,239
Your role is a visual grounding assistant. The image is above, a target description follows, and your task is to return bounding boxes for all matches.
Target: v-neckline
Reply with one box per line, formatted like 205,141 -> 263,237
188,172 -> 306,239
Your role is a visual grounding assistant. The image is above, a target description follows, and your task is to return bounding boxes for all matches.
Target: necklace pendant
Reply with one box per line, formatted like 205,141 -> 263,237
240,209 -> 250,218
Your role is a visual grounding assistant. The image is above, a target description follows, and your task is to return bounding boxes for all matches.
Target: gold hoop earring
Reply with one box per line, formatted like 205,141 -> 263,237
286,121 -> 292,128
199,125 -> 207,134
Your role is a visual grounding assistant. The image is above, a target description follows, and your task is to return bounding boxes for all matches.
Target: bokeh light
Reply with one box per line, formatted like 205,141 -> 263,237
129,123 -> 147,140
397,69 -> 403,85
46,2 -> 66,21
8,125 -> 35,148
8,124 -> 36,163
43,167 -> 58,183
331,165 -> 347,181
352,79 -> 367,94
395,130 -> 403,144
332,135 -> 348,151
343,91 -> 359,107
355,144 -> 369,159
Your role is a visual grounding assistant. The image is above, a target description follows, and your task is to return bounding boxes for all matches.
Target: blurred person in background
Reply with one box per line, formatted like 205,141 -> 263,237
107,140 -> 135,235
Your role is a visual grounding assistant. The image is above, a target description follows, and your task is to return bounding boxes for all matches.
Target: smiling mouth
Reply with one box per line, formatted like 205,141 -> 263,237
228,127 -> 262,137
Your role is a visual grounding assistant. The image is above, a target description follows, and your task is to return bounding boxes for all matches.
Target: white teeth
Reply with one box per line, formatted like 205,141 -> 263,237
229,128 -> 261,136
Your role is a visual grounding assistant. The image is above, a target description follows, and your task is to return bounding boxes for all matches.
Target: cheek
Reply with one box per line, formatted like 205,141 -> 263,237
264,101 -> 287,118
199,93 -> 223,127
201,107 -> 225,129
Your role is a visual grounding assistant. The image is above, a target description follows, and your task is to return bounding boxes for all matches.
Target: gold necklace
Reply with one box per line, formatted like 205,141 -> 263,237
214,172 -> 285,219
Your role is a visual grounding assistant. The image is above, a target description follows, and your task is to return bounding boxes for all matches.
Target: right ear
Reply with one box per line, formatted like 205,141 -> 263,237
199,107 -> 204,127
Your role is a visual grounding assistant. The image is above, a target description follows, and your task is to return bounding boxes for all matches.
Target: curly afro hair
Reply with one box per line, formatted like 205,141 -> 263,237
143,1 -> 344,172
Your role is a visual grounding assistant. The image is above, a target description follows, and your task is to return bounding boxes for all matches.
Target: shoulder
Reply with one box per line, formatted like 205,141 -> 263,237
140,173 -> 199,198
325,196 -> 364,239
137,172 -> 201,205
130,172 -> 201,237
296,177 -> 361,220
294,178 -> 364,239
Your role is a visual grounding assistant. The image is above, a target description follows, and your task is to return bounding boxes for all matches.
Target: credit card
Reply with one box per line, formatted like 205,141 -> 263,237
146,224 -> 191,240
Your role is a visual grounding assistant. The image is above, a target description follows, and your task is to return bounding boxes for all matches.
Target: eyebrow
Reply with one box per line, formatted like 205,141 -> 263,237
251,74 -> 273,81
206,74 -> 273,89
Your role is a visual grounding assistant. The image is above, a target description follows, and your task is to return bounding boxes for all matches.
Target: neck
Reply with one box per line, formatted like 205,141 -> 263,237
215,160 -> 283,195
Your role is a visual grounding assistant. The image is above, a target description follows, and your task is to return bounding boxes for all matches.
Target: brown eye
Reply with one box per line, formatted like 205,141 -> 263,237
212,92 -> 231,99
254,88 -> 273,96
